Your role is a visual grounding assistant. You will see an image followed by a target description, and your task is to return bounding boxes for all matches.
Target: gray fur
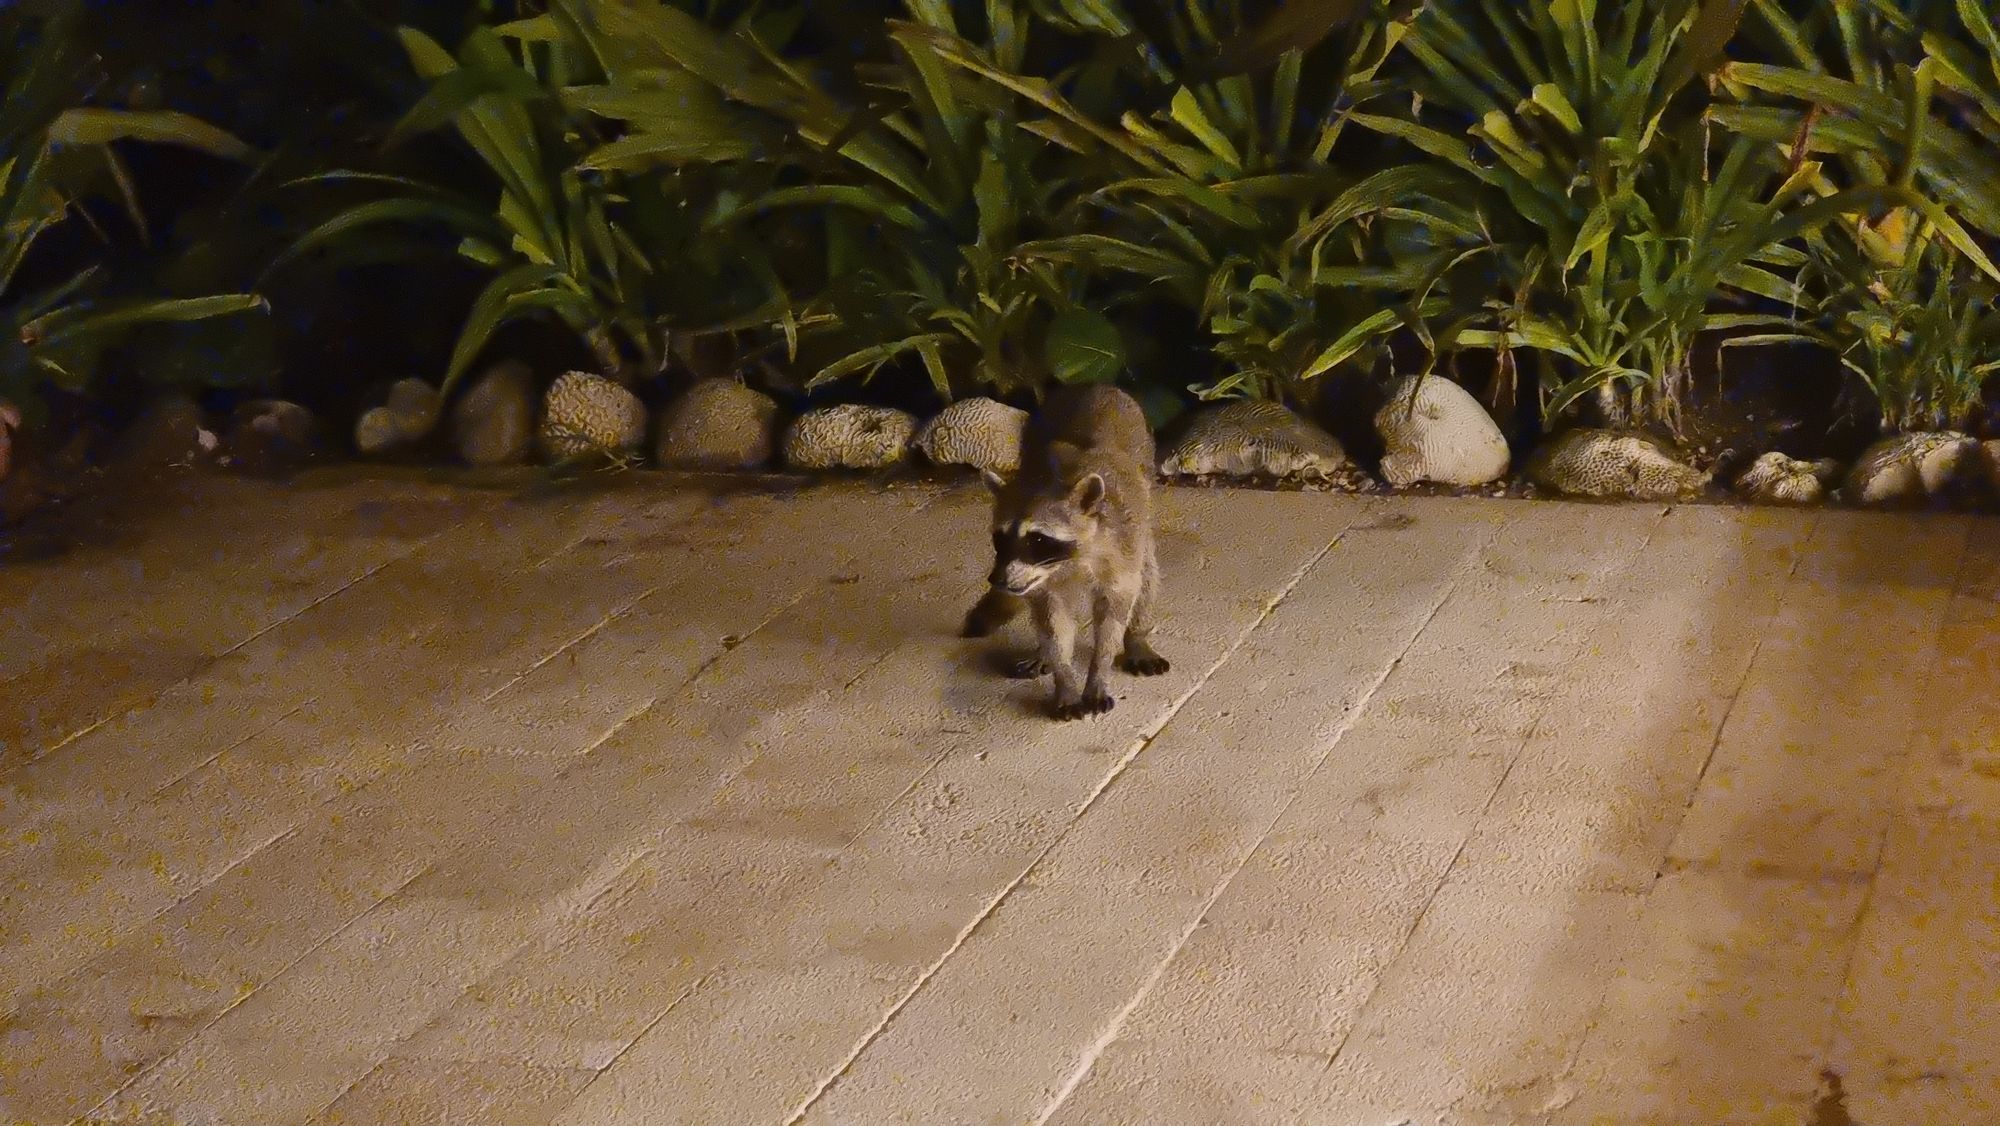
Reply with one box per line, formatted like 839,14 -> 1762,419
965,385 -> 1170,720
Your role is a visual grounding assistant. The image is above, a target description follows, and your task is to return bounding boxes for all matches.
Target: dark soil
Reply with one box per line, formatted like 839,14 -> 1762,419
1674,334 -> 1876,472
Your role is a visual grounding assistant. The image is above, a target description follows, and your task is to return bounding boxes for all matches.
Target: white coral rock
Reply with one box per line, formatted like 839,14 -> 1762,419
538,370 -> 647,461
356,377 -> 442,456
655,378 -> 780,470
1373,375 -> 1510,486
1527,428 -> 1710,501
782,404 -> 918,471
1843,431 -> 1976,504
1735,451 -> 1839,505
1158,399 -> 1347,481
914,397 -> 1028,475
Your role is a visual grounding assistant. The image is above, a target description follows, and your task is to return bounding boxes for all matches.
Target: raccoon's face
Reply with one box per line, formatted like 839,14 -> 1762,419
984,473 -> 1104,596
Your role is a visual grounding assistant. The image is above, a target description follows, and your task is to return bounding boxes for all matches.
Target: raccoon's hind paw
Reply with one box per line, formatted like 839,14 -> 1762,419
1052,689 -> 1115,721
1119,644 -> 1170,677
1006,656 -> 1051,679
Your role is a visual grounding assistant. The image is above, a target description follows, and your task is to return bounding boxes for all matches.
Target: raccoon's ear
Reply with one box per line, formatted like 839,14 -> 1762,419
981,468 -> 1009,494
1072,472 -> 1105,516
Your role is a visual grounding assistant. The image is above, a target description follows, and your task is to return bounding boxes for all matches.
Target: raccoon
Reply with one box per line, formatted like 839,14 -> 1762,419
960,384 -> 1170,720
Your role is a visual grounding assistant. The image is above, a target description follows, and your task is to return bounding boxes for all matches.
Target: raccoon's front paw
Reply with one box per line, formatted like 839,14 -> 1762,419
1006,657 -> 1050,679
1051,689 -> 1115,721
961,605 -> 1006,638
962,589 -> 1022,638
1119,645 -> 1170,677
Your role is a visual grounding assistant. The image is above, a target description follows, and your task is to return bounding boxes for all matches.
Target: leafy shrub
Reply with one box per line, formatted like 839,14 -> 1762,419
1715,0 -> 2000,432
911,1 -> 1443,405
0,0 -> 268,422
17,0 -> 2000,453
519,0 -> 1130,403
1332,0 -> 1837,432
270,12 -> 796,396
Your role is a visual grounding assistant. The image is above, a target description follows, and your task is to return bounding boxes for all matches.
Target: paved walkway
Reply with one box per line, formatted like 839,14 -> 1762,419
0,469 -> 1993,1126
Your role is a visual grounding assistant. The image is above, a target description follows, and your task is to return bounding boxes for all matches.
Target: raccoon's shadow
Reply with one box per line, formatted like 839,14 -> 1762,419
959,639 -> 1142,721
977,648 -> 1040,679
939,630 -> 1054,720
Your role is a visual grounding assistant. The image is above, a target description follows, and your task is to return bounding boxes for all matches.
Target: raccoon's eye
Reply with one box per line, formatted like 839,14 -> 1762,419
1025,531 -> 1063,556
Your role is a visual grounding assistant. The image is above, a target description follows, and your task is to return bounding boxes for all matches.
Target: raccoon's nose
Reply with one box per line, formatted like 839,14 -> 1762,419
988,563 -> 1008,588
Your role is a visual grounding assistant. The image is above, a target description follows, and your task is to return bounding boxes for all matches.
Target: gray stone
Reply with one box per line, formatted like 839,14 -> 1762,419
223,399 -> 318,474
1843,431 -> 1977,505
354,408 -> 405,457
655,378 -> 781,470
117,393 -> 214,467
355,378 -> 442,457
1981,439 -> 2000,496
385,378 -> 441,435
451,360 -> 536,467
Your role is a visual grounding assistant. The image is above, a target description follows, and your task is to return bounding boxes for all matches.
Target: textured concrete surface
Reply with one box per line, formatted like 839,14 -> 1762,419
0,469 -> 1992,1125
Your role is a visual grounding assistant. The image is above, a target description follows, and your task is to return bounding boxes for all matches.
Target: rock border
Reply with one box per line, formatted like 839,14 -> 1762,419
17,366 -> 2000,535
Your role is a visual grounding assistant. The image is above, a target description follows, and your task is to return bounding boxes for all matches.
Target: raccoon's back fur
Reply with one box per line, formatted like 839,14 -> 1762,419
967,384 -> 1170,719
1010,384 -> 1156,533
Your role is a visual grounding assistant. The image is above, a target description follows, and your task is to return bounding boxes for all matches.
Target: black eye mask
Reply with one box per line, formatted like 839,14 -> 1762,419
994,524 -> 1076,566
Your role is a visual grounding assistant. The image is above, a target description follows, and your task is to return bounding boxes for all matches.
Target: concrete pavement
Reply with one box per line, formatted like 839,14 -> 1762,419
0,469 -> 1993,1125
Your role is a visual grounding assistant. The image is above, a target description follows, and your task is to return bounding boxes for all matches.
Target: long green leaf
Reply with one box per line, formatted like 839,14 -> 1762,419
25,293 -> 267,347
268,197 -> 503,276
808,332 -> 958,389
383,62 -> 550,151
713,185 -> 925,231
1015,234 -> 1198,283
1298,306 -> 1405,380
46,108 -> 256,161
1168,87 -> 1244,172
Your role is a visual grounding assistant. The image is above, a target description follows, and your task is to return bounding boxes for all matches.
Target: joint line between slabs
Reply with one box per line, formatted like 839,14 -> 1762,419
1033,504 -> 1480,1125
1323,502 -> 1657,1073
1811,512 -> 1976,1075
776,503 -> 1376,1126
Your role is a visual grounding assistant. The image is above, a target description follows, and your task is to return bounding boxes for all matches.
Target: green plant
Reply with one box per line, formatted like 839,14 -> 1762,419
1716,0 -> 2000,239
1753,227 -> 2000,433
540,0 -> 1121,403
1711,0 -> 2000,432
0,1 -> 268,420
904,1 -> 1448,405
272,11 -> 789,394
1336,0 -> 1858,433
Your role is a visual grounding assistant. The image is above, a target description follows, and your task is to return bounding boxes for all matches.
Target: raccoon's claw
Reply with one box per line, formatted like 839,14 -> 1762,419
1052,690 -> 1115,721
1006,657 -> 1050,680
1119,649 -> 1170,677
